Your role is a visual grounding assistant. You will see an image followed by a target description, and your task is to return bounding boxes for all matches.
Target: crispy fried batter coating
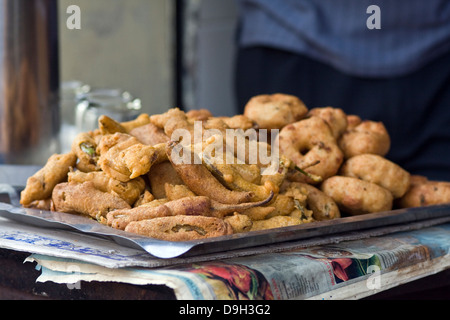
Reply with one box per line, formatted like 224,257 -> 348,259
265,194 -> 296,218
121,114 -> 151,132
397,176 -> 450,208
20,153 -> 77,206
148,161 -> 184,199
98,113 -> 150,136
218,115 -> 256,130
280,116 -> 343,184
263,183 -> 308,219
150,108 -> 192,138
250,216 -> 303,231
244,93 -> 308,129
232,163 -> 261,185
25,199 -> 52,211
107,196 -> 211,230
129,123 -> 170,146
321,176 -> 393,215
409,175 -> 429,185
165,184 -> 196,201
52,182 -> 131,219
204,159 -> 273,202
339,121 -> 391,159
98,115 -> 127,135
71,132 -> 101,172
133,189 -> 155,207
167,141 -> 254,204
68,170 -> 146,205
224,213 -> 253,233
19,92 -> 425,241
186,109 -> 213,121
98,133 -> 159,182
125,215 -> 233,241
240,206 -> 275,221
340,154 -> 410,198
289,206 -> 314,222
308,107 -> 348,139
108,192 -> 274,230
346,114 -> 362,130
287,182 -> 340,221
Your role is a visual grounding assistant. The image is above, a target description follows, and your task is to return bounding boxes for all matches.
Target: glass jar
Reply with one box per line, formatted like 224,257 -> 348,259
75,88 -> 142,133
59,80 -> 91,153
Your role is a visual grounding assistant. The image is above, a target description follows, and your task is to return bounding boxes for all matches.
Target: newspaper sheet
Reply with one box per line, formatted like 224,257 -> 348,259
0,217 -> 162,269
25,223 -> 450,300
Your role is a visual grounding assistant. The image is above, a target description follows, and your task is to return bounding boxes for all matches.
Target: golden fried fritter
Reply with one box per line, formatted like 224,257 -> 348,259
52,182 -> 131,219
280,116 -> 343,184
339,121 -> 391,159
397,176 -> 450,208
68,170 -> 146,205
186,109 -> 213,121
224,213 -> 253,233
340,154 -> 410,198
71,132 -> 101,172
164,183 -> 196,201
167,141 -> 254,204
133,189 -> 155,207
98,115 -> 127,135
125,215 -> 233,241
250,216 -> 303,231
287,182 -> 340,221
129,123 -> 170,146
148,161 -> 184,199
346,114 -> 362,130
218,115 -> 256,130
308,107 -> 348,139
321,176 -> 393,215
98,133 -> 160,182
120,113 -> 151,132
20,152 -> 77,206
244,93 -> 308,129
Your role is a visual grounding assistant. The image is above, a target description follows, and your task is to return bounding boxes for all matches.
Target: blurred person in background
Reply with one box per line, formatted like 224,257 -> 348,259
234,0 -> 450,181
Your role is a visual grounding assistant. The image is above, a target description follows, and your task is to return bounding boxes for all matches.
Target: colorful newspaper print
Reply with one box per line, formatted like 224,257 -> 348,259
13,222 -> 450,300
163,224 -> 450,299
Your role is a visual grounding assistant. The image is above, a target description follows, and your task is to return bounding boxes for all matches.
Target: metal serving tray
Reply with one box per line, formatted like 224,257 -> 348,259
2,183 -> 450,259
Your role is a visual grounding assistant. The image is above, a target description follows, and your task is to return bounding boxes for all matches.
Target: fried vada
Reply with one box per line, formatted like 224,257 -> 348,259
339,121 -> 391,159
279,116 -> 343,184
308,107 -> 348,139
397,176 -> 450,208
244,93 -> 308,130
340,154 -> 410,198
321,176 -> 393,215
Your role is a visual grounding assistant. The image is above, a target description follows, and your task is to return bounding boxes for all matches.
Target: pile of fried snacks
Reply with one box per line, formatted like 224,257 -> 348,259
19,93 -> 450,241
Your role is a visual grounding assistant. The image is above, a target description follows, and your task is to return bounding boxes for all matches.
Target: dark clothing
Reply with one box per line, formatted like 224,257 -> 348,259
235,46 -> 450,181
237,0 -> 450,77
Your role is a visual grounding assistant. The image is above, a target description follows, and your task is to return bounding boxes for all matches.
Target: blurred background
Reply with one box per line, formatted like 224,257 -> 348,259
59,0 -> 238,116
7,0 -> 448,179
0,0 -> 239,165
